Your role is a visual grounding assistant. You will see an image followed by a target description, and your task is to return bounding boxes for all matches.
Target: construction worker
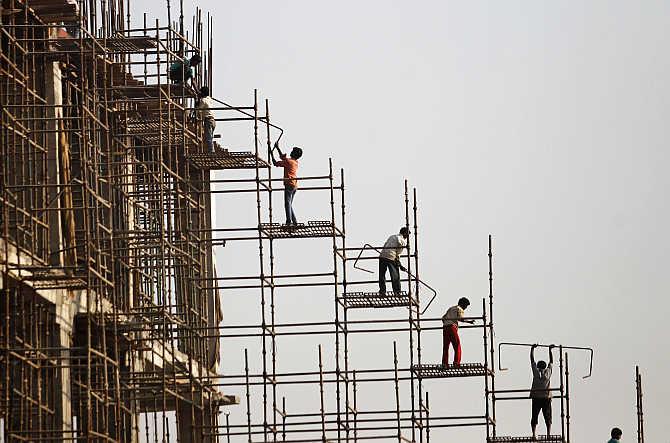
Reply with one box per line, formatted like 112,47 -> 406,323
196,86 -> 216,152
530,344 -> 554,440
272,143 -> 302,226
378,227 -> 409,294
608,427 -> 622,443
441,297 -> 474,367
169,53 -> 201,85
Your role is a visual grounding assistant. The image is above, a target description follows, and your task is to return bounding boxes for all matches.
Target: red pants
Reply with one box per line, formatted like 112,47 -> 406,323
442,324 -> 461,366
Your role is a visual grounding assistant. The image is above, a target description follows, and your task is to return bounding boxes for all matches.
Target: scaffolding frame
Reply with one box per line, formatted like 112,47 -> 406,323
636,366 -> 644,443
187,69 -> 597,443
0,1 -> 597,442
1,0 -> 236,440
199,88 -> 500,441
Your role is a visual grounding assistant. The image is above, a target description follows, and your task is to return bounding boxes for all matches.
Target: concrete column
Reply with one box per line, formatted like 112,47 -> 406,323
177,400 -> 217,443
204,173 -> 222,371
54,292 -> 74,436
43,55 -> 65,268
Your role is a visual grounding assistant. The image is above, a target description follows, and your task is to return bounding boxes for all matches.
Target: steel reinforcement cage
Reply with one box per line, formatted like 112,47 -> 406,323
1,0 -> 231,440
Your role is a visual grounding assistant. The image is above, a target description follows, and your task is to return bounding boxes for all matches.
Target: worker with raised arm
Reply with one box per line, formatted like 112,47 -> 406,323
530,344 -> 554,441
607,427 -> 622,443
271,142 -> 303,226
441,297 -> 474,368
196,86 -> 216,153
378,227 -> 409,294
169,53 -> 201,86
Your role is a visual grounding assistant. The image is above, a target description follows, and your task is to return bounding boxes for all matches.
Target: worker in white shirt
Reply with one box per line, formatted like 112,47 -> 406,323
378,227 -> 409,294
196,86 -> 216,152
441,297 -> 474,367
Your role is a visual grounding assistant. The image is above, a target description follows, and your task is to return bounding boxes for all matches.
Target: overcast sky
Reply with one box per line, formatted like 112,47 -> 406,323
134,1 -> 669,441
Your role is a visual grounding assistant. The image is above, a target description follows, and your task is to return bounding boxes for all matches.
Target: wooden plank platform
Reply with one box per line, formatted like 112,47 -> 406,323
50,36 -> 157,52
28,0 -> 79,23
99,36 -> 157,52
14,268 -> 87,290
123,118 -> 194,146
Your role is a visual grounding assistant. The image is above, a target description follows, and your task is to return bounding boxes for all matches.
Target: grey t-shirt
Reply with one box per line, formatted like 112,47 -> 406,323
530,363 -> 553,399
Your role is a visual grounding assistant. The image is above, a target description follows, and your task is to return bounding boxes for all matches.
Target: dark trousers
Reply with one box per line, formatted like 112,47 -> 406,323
531,397 -> 552,427
204,118 -> 215,152
378,257 -> 400,294
284,185 -> 297,225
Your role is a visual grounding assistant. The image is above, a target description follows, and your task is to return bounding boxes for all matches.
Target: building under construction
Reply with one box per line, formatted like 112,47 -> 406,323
1,0 -> 231,440
3,1 -> 642,442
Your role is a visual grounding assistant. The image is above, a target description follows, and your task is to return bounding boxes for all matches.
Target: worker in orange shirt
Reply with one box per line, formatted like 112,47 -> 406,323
272,142 -> 303,226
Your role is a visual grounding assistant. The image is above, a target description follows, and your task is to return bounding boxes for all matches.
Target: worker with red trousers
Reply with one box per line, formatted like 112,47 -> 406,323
441,297 -> 474,368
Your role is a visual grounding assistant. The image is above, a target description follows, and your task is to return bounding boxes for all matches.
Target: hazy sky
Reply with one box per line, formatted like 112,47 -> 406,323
133,1 -> 669,441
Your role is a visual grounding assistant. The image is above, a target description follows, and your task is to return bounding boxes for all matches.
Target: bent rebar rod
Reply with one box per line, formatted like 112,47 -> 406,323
498,341 -> 594,379
353,243 -> 438,315
212,96 -> 285,144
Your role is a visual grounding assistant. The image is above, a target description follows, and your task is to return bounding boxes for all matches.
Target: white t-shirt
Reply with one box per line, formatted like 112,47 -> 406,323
197,96 -> 215,120
379,234 -> 407,261
442,305 -> 465,327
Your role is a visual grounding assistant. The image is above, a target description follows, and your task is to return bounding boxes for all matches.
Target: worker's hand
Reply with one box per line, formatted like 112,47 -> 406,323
399,264 -> 406,272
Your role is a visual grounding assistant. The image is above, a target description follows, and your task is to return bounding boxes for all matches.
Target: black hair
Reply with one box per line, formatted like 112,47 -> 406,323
458,297 -> 470,308
537,360 -> 547,370
399,227 -> 410,237
190,53 -> 202,65
199,86 -> 210,97
290,147 -> 303,159
611,428 -> 622,439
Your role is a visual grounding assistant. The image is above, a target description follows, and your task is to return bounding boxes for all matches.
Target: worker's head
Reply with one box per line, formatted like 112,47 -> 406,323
537,360 -> 547,370
458,297 -> 470,310
611,427 -> 622,440
399,227 -> 410,239
190,53 -> 202,66
199,86 -> 210,97
290,147 -> 303,159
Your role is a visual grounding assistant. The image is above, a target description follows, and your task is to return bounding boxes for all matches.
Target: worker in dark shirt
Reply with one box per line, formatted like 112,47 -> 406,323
169,53 -> 201,85
530,344 -> 554,440
607,427 -> 622,443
